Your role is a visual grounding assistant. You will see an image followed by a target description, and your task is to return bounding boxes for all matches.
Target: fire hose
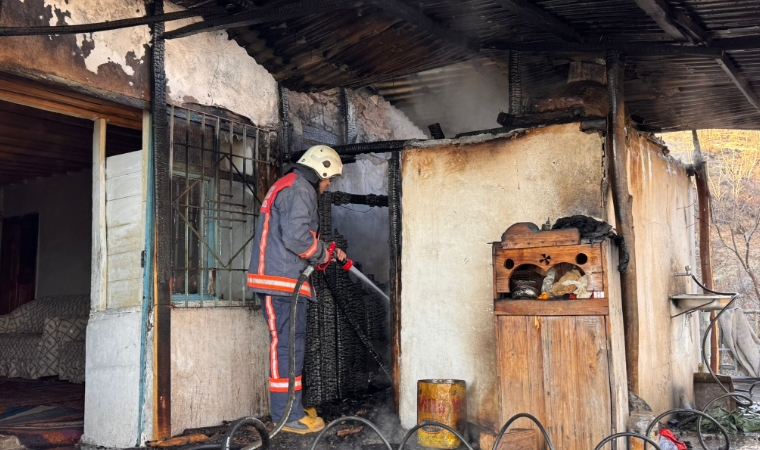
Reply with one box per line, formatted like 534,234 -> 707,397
185,257 -> 743,450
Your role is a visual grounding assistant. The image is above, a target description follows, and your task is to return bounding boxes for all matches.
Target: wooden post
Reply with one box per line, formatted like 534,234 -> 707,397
151,0 -> 172,440
91,118 -> 107,312
606,50 -> 640,394
691,130 -> 719,373
389,151 -> 402,411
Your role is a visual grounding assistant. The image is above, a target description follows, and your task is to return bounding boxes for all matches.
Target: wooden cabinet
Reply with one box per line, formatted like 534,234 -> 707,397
493,223 -> 627,450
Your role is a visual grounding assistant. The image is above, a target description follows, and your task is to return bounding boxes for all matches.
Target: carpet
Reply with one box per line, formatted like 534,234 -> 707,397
0,405 -> 83,448
0,378 -> 85,411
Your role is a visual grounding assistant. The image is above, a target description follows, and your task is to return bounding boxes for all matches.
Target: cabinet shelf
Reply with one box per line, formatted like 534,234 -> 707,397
494,298 -> 609,316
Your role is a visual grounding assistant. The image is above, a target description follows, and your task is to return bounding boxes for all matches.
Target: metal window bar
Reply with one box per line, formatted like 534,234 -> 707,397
169,106 -> 279,307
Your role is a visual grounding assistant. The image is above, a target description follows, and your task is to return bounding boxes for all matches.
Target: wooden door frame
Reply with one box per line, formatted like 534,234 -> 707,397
0,71 -> 150,444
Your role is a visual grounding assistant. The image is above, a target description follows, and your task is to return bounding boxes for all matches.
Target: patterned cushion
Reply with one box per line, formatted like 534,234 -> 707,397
0,296 -> 89,379
59,340 -> 86,383
0,334 -> 42,378
0,295 -> 89,334
32,317 -> 88,379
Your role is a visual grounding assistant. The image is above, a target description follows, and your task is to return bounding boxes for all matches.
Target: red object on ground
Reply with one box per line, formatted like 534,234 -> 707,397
660,429 -> 688,450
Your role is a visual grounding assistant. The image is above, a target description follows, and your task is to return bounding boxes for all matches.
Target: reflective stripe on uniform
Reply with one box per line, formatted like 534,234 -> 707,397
248,274 -> 312,297
264,295 -> 279,379
258,213 -> 271,274
298,231 -> 320,259
269,376 -> 303,392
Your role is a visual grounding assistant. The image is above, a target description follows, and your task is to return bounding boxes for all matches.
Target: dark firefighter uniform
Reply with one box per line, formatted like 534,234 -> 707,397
247,163 -> 328,428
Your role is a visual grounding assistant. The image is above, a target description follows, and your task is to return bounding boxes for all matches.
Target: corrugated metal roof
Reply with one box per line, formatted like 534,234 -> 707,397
179,0 -> 760,131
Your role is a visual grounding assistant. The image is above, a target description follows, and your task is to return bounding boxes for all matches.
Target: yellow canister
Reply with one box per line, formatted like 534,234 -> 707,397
417,379 -> 467,449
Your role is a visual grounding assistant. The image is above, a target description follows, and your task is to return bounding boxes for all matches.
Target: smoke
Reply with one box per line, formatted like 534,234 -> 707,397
391,59 -> 512,138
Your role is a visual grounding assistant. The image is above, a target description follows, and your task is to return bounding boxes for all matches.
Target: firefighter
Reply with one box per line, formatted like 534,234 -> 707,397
247,145 -> 346,434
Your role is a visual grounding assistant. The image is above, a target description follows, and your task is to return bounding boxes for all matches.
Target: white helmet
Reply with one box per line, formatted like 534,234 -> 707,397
298,145 -> 343,180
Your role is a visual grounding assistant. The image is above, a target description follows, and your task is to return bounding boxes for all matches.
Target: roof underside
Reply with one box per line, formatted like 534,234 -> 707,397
175,0 -> 760,131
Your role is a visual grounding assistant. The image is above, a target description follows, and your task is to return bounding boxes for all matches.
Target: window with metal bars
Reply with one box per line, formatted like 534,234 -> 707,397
169,106 -> 279,307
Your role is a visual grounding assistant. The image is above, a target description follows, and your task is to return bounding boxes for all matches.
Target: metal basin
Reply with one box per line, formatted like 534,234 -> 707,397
670,294 -> 732,311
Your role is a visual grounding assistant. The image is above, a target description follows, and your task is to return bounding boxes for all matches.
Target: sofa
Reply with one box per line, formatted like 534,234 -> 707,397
0,295 -> 89,383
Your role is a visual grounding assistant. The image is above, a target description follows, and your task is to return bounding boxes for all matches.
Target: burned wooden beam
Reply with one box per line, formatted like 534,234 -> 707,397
715,55 -> 760,111
330,191 -> 389,207
0,5 -> 227,37
331,140 -> 410,155
509,51 -> 522,115
455,116 -> 606,138
152,0 -> 172,440
490,0 -> 583,42
427,123 -> 445,139
165,0 -> 360,40
632,0 -> 707,43
713,36 -> 760,50
484,40 -> 724,57
606,50 -> 639,395
367,0 -> 480,53
497,109 -> 586,127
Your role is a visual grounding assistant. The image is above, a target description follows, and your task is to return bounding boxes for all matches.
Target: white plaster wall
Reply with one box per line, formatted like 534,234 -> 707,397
165,3 -> 279,127
399,124 -> 606,430
171,308 -> 270,433
1,171 -> 92,297
627,131 -> 700,413
82,307 -> 143,448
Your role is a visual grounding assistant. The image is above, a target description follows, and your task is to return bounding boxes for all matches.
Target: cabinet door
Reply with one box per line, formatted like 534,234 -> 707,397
498,315 -> 611,450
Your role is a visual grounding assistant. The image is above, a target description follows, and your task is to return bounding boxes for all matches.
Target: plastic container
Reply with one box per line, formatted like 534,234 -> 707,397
628,410 -> 658,450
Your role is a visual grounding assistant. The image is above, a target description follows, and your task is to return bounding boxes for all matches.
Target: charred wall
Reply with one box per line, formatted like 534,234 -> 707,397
0,0 -> 280,126
0,0 -> 150,103
285,87 -> 424,283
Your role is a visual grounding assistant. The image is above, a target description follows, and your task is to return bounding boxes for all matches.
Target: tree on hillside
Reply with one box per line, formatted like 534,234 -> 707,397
661,130 -> 760,307
708,145 -> 760,305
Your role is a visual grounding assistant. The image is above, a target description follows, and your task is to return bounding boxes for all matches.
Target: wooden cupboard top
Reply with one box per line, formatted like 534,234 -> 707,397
493,298 -> 609,316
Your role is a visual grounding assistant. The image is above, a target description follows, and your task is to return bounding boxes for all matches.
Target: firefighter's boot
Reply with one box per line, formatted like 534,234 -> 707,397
282,415 -> 326,434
